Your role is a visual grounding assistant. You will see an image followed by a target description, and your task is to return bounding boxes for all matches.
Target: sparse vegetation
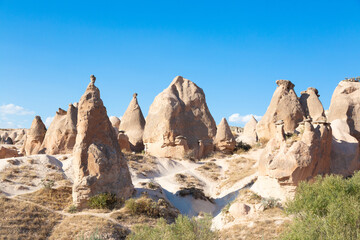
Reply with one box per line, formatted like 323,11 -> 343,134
41,179 -> 55,189
67,205 -> 78,213
196,161 -> 221,181
234,141 -> 251,154
88,192 -> 121,210
124,196 -> 160,217
281,172 -> 360,240
261,197 -> 282,210
127,214 -> 217,240
220,157 -> 257,189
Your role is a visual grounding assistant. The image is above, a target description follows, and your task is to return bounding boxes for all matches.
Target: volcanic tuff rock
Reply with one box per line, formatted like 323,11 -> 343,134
256,80 -> 305,141
0,146 -> 22,159
143,76 -> 217,159
299,87 -> 326,122
72,75 -> 134,208
214,118 -> 236,154
328,80 -> 360,141
109,116 -> 121,132
22,116 -> 47,155
0,129 -> 27,145
40,104 -> 78,154
119,93 -> 146,152
259,118 -> 332,185
118,131 -> 131,152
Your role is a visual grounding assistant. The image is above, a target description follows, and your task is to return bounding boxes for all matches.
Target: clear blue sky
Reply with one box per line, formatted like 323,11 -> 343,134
1,0 -> 359,128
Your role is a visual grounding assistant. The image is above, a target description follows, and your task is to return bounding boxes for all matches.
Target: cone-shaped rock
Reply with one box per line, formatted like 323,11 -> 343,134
40,104 -> 78,154
328,80 -> 360,141
299,87 -> 326,122
256,80 -> 304,141
237,116 -> 258,145
214,118 -> 236,153
143,76 -> 217,159
22,116 -> 47,155
72,75 -> 134,208
119,93 -> 146,152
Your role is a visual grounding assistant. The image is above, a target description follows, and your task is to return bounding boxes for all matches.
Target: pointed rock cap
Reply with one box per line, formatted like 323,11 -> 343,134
276,79 -> 295,90
90,74 -> 96,84
215,118 -> 235,142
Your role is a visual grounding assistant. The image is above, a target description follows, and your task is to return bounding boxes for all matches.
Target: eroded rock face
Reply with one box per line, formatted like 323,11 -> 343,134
328,80 -> 360,141
119,93 -> 146,152
118,131 -> 131,153
237,116 -> 258,145
330,119 -> 360,176
0,129 -> 27,145
143,76 -> 217,159
214,118 -> 235,154
259,119 -> 332,185
40,104 -> 78,154
256,80 -> 304,141
22,116 -> 47,155
300,87 -> 326,122
72,75 -> 134,208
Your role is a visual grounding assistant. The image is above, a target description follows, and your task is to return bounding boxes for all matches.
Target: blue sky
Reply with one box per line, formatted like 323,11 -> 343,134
1,0 -> 359,128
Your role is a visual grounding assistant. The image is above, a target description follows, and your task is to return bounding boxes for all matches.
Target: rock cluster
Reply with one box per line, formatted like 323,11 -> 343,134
72,75 -> 134,208
40,104 -> 78,154
143,76 -> 217,159
299,87 -> 326,122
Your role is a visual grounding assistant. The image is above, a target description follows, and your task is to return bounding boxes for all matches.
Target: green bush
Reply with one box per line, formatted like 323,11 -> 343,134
261,197 -> 281,210
127,214 -> 217,240
88,193 -> 120,210
234,141 -> 251,153
281,172 -> 360,240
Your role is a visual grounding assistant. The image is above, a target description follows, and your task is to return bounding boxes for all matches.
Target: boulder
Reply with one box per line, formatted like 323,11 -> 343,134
119,93 -> 146,152
256,80 -> 304,141
0,146 -> 21,159
118,131 -> 131,153
40,104 -> 78,154
22,116 -> 47,155
237,116 -> 258,145
72,75 -> 134,208
143,76 -> 217,159
259,118 -> 332,185
299,87 -> 326,122
214,118 -> 236,154
229,202 -> 251,218
328,80 -> 360,141
330,119 -> 360,176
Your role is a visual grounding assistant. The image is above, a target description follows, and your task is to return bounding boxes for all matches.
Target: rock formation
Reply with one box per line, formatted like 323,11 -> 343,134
143,76 -> 217,159
119,93 -> 146,152
299,87 -> 326,122
40,104 -> 78,154
214,118 -> 236,153
0,129 -> 27,145
328,80 -> 360,141
22,116 -> 47,155
256,80 -> 304,141
237,116 -> 258,145
109,116 -> 121,132
259,118 -> 332,185
72,75 -> 134,208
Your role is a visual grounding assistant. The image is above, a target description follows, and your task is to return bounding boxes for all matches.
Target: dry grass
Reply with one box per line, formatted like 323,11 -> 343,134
111,208 -> 159,226
49,215 -> 129,240
0,196 -> 62,239
220,208 -> 290,240
196,161 -> 221,181
220,157 -> 257,189
175,173 -> 204,188
126,154 -> 158,176
236,189 -> 262,205
17,186 -> 73,211
0,165 -> 38,186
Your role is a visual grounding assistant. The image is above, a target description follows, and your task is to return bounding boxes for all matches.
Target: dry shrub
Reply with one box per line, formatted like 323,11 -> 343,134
175,173 -> 204,188
0,165 -> 38,186
49,215 -> 128,240
17,186 -> 72,211
196,161 -> 221,181
0,197 -> 62,239
220,157 -> 257,189
126,154 -> 158,176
